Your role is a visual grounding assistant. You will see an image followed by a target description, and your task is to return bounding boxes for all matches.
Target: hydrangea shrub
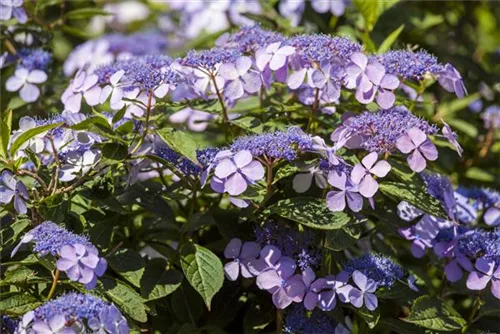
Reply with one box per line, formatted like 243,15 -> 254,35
1,1 -> 499,333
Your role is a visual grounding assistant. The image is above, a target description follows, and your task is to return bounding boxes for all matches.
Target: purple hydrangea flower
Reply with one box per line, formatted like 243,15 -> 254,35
345,52 -> 400,109
350,152 -> 391,198
317,272 -> 351,311
438,63 -> 467,99
88,304 -> 129,334
343,253 -> 405,288
18,48 -> 52,71
219,56 -> 261,100
441,120 -> 463,157
62,70 -> 102,113
311,0 -> 346,16
481,105 -> 500,129
216,25 -> 285,53
299,267 -> 326,310
377,50 -> 442,80
466,257 -> 500,299
212,150 -> 265,196
348,270 -> 378,311
32,314 -> 72,334
396,127 -> 438,172
223,238 -> 261,281
5,68 -> 47,103
326,171 -> 363,212
0,170 -> 29,214
99,69 -> 126,110
57,243 -> 107,290
0,0 -> 27,23
256,42 -> 295,72
59,150 -> 100,182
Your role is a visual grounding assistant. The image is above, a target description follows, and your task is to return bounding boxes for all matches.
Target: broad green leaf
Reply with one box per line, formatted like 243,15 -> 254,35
141,258 -> 183,301
180,244 -> 224,310
64,8 -> 111,20
38,194 -> 69,224
378,24 -> 405,53
403,295 -> 466,331
60,25 -> 96,38
354,0 -> 381,31
265,197 -> 351,230
100,277 -> 148,323
156,128 -> 200,164
107,249 -> 145,289
0,292 -> 41,316
71,116 -> 112,131
1,219 -> 30,252
102,143 -> 129,161
0,109 -> 12,158
325,224 -> 361,251
379,318 -> 422,334
1,265 -> 50,285
379,181 -> 448,218
355,306 -> 380,329
231,116 -> 264,134
9,122 -> 64,157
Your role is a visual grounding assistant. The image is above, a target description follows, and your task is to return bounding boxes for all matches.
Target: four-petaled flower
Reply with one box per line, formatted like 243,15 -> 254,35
438,63 -> 467,99
56,243 -> 107,289
326,171 -> 363,212
466,257 -> 500,299
396,127 -> 438,172
6,68 -> 47,103
351,152 -> 391,198
317,272 -> 351,311
32,314 -> 73,334
256,42 -> 295,71
212,150 -> 265,196
0,0 -> 27,23
62,70 -> 102,113
0,170 -> 29,214
59,150 -> 100,182
348,270 -> 378,311
345,52 -> 400,109
99,69 -> 126,110
223,238 -> 261,281
219,56 -> 261,100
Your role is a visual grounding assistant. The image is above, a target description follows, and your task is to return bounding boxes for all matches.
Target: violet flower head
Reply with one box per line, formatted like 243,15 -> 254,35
26,293 -> 129,334
217,25 -> 285,53
18,48 -> 52,71
0,170 -> 29,214
438,63 -> 467,99
396,127 -> 438,172
345,52 -> 400,109
5,68 -> 47,103
348,271 -> 378,311
0,0 -> 27,23
219,56 -> 261,100
326,171 -> 363,212
283,304 -> 340,334
350,152 -> 391,198
212,150 -> 265,196
223,238 -> 261,281
481,105 -> 500,129
181,47 -> 242,71
376,50 -> 442,80
342,253 -> 405,288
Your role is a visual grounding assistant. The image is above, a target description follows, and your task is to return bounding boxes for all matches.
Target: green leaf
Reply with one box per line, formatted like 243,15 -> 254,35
0,109 -> 12,158
355,306 -> 380,329
444,118 -> 478,138
465,167 -> 495,182
107,249 -> 145,289
180,244 -> 224,310
379,318 -> 423,334
141,258 -> 183,301
60,25 -> 96,38
0,292 -> 41,316
1,219 -> 30,252
100,277 -> 148,323
38,194 -> 69,224
1,265 -> 50,285
156,128 -> 200,164
102,143 -> 129,161
265,197 -> 351,230
378,24 -> 405,53
9,122 -> 64,157
379,181 -> 448,218
402,295 -> 467,331
64,8 -> 111,20
325,223 -> 361,251
231,116 -> 264,134
354,0 -> 381,31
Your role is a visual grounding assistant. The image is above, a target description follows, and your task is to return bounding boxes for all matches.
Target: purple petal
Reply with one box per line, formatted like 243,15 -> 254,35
215,158 -> 237,179
83,86 -> 102,106
0,187 -> 15,204
407,149 -> 427,173
28,70 -> 47,84
288,68 -> 307,90
225,172 -> 248,196
380,74 -> 400,90
445,260 -> 463,283
350,52 -> 367,70
408,127 -> 427,147
301,267 -> 316,287
20,84 -> 40,103
318,290 -> 337,311
272,287 -> 293,309
370,160 -> 391,178
466,270 -> 491,290
233,150 -> 253,168
328,171 -> 347,190
276,257 -> 297,281
350,164 -> 366,185
240,241 -> 261,260
5,75 -> 24,91
256,270 -> 281,290
484,208 -> 500,226
376,89 -> 395,109
326,190 -> 346,212
365,63 -> 385,86
293,173 -> 313,193
13,195 -> 27,214
410,240 -> 428,258
396,134 -> 415,154
241,72 -> 262,94
418,140 -> 438,161
358,174 -> 378,198
225,79 -> 244,100
364,293 -> 378,311
346,191 -> 364,212
361,152 -> 378,170
348,288 -> 364,308
260,245 -> 282,267
241,160 -> 265,181
224,238 -> 242,259
219,63 -> 239,81
491,279 -> 500,299
269,54 -> 287,71
475,257 -> 495,276
224,261 -> 240,281
352,270 -> 368,290
304,291 -> 318,310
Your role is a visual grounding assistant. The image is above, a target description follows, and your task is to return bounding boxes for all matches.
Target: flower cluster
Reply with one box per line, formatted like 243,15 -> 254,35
11,222 -> 107,289
223,236 -> 406,311
14,293 -> 128,334
283,304 -> 350,334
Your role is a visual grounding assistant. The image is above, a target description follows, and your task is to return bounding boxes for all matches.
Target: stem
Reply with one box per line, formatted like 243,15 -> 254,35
266,162 -> 273,193
47,269 -> 60,300
130,91 -> 154,155
463,292 -> 484,333
276,309 -> 283,334
210,74 -> 231,139
106,241 -> 124,258
306,88 -> 320,132
17,170 -> 48,192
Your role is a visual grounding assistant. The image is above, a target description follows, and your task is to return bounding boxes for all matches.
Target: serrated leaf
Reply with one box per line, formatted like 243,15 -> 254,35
156,128 -> 200,164
100,277 -> 148,323
107,249 -> 145,289
402,295 -> 466,331
141,258 -> 183,301
9,122 -> 64,157
0,292 -> 41,316
378,24 -> 404,53
180,244 -> 223,310
379,181 -> 447,218
265,197 -> 351,230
